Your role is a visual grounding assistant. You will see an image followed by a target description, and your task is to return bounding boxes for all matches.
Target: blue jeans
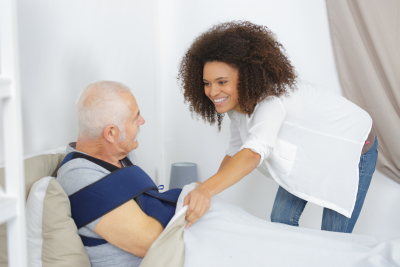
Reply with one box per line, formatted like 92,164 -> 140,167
270,136 -> 378,233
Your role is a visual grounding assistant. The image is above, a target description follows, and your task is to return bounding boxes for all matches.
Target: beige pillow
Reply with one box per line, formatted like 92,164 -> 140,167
140,183 -> 200,267
0,153 -> 66,267
140,212 -> 186,267
26,177 -> 90,267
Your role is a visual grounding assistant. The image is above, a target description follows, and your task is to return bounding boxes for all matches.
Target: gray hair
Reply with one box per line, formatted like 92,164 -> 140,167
76,81 -> 132,141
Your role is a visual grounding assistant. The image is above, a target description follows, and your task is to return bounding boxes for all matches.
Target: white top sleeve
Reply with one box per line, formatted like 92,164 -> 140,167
240,97 -> 286,166
225,116 -> 243,157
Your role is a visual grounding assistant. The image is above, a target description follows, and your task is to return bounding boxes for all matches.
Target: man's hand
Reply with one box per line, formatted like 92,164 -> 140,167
183,184 -> 211,229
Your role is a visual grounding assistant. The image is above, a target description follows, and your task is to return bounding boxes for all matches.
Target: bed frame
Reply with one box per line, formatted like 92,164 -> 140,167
0,0 -> 28,266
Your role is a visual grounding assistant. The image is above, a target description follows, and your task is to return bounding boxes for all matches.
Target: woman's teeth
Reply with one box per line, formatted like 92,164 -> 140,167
214,97 -> 228,103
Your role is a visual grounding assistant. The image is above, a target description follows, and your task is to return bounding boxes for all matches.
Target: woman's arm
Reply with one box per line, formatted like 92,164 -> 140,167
184,99 -> 286,228
218,155 -> 231,171
184,149 -> 260,228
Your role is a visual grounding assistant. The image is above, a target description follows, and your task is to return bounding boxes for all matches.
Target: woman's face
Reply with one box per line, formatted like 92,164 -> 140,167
203,61 -> 243,114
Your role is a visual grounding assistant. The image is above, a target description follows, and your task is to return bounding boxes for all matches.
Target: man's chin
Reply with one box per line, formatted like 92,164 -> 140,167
132,141 -> 139,150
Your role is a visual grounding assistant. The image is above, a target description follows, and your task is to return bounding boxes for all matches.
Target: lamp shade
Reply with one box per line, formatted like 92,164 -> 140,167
169,162 -> 198,189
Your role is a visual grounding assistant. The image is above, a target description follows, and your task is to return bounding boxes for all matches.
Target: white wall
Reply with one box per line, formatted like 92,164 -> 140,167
8,0 -> 400,237
16,0 -> 158,177
156,0 -> 400,237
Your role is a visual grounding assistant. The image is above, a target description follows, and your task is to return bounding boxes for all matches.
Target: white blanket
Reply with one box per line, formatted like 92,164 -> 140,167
142,183 -> 400,267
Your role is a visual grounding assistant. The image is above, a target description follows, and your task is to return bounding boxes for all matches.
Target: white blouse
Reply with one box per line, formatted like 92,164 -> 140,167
226,81 -> 372,217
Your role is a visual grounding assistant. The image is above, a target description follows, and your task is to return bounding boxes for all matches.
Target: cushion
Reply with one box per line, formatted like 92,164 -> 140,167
26,177 -> 90,267
140,212 -> 186,267
0,150 -> 66,267
140,183 -> 199,267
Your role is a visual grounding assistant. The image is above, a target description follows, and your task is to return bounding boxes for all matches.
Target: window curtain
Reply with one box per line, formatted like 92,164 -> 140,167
325,0 -> 400,184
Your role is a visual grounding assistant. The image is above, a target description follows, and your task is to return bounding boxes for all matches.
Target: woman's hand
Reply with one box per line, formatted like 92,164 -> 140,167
183,150 -> 260,229
183,184 -> 212,229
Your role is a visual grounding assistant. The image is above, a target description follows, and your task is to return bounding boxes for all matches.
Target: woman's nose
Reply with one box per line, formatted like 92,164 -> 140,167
209,85 -> 220,97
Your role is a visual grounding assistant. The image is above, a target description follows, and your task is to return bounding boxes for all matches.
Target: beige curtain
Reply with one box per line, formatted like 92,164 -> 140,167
326,0 -> 400,184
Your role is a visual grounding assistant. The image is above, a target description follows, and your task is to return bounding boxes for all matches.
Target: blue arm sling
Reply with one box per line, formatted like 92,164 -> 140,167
60,152 -> 182,247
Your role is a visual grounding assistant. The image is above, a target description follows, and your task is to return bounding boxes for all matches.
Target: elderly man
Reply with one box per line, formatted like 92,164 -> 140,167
57,81 -> 179,267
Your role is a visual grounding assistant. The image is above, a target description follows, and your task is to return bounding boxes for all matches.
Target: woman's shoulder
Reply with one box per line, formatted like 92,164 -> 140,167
255,95 -> 285,112
256,80 -> 301,108
251,96 -> 286,124
253,81 -> 307,120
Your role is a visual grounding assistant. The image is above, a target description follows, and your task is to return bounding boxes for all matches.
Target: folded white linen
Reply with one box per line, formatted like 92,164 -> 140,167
142,183 -> 400,267
179,184 -> 399,267
165,182 -> 197,229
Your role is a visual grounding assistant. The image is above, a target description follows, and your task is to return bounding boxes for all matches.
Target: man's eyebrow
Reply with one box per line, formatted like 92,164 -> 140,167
134,110 -> 140,120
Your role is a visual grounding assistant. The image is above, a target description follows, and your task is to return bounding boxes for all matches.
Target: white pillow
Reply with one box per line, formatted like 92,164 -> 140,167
26,177 -> 48,266
26,176 -> 90,267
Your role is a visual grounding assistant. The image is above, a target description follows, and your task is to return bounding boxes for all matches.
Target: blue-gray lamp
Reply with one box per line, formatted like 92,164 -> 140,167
169,162 -> 198,189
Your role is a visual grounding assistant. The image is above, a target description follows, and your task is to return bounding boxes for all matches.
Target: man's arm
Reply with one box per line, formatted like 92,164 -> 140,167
94,199 -> 163,258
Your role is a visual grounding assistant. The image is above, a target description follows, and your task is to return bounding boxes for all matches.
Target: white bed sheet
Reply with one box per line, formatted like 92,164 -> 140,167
173,184 -> 400,267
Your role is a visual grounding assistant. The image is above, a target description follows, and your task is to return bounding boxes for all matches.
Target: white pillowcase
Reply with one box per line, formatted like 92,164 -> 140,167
26,176 -> 90,267
26,177 -> 49,267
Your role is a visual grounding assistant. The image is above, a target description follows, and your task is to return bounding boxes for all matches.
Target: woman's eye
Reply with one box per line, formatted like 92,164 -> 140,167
203,82 -> 210,86
219,81 -> 227,85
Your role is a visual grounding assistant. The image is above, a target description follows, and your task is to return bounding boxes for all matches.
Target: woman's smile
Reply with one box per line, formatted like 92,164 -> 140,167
213,96 -> 229,105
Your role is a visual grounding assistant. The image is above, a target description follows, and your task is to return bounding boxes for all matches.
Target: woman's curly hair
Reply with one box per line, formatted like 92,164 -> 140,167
177,21 -> 297,130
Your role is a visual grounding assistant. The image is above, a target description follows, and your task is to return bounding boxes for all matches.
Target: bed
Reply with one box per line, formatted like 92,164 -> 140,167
0,148 -> 399,267
142,183 -> 400,267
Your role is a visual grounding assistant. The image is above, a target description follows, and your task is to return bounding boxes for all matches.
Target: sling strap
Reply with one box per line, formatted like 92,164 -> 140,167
60,152 -> 181,246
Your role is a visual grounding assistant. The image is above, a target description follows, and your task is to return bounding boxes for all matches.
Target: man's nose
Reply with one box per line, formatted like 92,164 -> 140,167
140,115 -> 145,125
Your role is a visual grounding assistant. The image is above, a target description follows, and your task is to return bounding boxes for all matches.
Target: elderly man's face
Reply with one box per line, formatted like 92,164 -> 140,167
118,92 -> 145,152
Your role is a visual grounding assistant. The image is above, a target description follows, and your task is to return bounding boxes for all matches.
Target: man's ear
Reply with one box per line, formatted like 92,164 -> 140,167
103,125 -> 118,143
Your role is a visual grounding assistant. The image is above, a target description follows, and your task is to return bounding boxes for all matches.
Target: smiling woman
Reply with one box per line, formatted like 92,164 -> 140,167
178,21 -> 297,130
177,20 -> 377,234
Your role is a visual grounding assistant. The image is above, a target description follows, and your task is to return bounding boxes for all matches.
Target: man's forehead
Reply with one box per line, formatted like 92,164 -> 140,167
124,92 -> 140,116
122,91 -> 136,105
